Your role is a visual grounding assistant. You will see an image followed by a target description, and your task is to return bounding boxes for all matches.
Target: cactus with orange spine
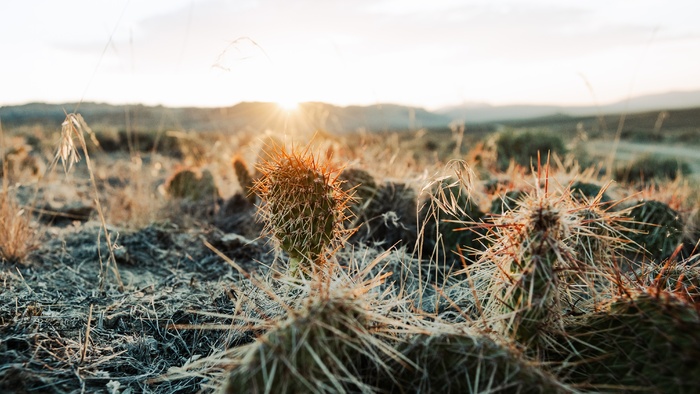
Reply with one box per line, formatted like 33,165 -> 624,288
252,144 -> 353,275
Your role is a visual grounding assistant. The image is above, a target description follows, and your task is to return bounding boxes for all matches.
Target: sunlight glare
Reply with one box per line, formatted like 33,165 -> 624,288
277,98 -> 300,112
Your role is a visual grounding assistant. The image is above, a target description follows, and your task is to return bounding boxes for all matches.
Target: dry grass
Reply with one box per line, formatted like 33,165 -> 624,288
0,191 -> 39,264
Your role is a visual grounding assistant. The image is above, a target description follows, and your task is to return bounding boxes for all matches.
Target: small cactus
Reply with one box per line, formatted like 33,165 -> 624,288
337,167 -> 379,234
569,181 -> 611,204
253,145 -> 352,275
482,188 -> 572,348
232,155 -> 256,204
165,168 -> 219,201
420,178 -> 486,269
479,180 -> 621,350
625,199 -> 684,261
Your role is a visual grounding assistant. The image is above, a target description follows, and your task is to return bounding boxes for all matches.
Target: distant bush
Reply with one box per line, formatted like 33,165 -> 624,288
493,130 -> 567,171
614,155 -> 691,185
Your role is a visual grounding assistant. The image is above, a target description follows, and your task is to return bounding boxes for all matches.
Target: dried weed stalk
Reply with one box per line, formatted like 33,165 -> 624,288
56,113 -> 123,292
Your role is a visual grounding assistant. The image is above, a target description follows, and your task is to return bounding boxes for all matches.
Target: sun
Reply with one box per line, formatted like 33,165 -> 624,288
276,97 -> 300,112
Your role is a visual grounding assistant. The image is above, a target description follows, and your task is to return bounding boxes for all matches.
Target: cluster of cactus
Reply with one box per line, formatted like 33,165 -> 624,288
224,261 -> 573,394
165,168 -> 219,201
252,144 -> 352,275
218,146 -> 699,392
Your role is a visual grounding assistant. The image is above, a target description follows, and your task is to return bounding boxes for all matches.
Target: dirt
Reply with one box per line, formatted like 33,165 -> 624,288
0,210 -> 273,393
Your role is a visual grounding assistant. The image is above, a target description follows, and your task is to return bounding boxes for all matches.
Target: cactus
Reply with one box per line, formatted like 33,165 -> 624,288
489,189 -> 526,215
569,181 -> 611,204
377,333 -> 572,393
337,167 -> 379,229
481,188 -> 573,348
232,155 -> 257,204
625,199 -> 684,261
478,181 -> 623,350
165,168 -> 219,201
549,291 -> 700,392
252,145 -> 352,275
225,297 -> 370,393
224,271 -> 406,394
420,178 -> 486,269
347,180 -> 418,250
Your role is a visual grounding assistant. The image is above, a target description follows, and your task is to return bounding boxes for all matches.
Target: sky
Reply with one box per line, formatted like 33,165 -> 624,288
2,0 -> 700,110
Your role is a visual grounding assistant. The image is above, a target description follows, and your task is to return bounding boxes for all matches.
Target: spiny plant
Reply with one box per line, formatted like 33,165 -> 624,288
624,199 -> 684,261
568,180 -> 612,205
378,332 -> 572,393
232,155 -> 256,204
253,143 -> 353,275
476,163 -> 622,352
224,256 -> 416,394
549,289 -> 700,393
419,170 -> 486,270
346,181 -> 419,250
479,177 -> 574,349
337,167 -> 378,229
165,167 -> 219,202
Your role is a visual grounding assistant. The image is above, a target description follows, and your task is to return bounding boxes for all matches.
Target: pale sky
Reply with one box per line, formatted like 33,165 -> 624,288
2,0 -> 699,109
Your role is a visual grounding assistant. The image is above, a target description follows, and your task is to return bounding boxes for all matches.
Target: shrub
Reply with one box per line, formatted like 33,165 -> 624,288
493,130 -> 567,171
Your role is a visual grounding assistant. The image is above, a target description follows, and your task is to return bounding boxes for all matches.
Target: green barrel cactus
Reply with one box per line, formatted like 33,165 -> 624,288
253,145 -> 352,275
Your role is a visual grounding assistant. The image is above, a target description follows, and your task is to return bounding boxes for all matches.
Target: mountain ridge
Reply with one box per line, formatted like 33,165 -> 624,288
2,90 -> 699,133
